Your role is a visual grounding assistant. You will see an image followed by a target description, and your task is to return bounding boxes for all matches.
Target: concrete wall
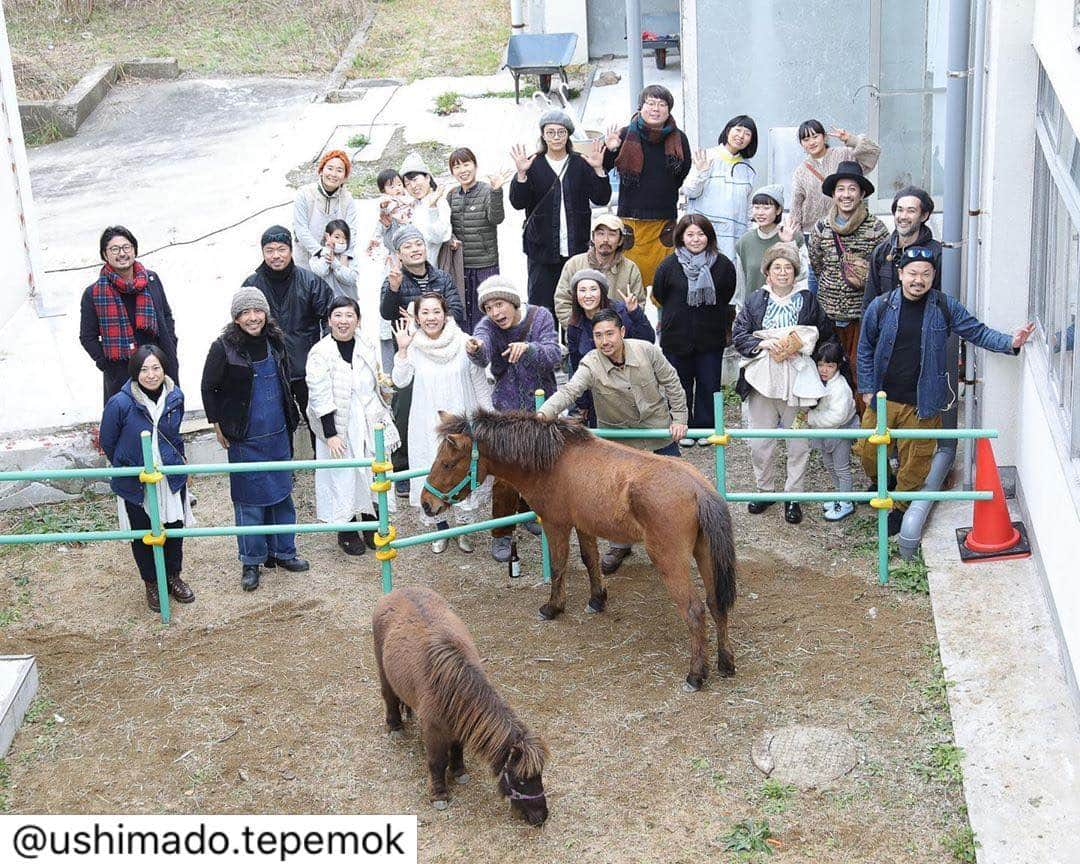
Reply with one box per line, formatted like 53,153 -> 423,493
539,0 -> 590,65
685,0 -> 870,182
0,3 -> 43,329
976,0 -> 1080,682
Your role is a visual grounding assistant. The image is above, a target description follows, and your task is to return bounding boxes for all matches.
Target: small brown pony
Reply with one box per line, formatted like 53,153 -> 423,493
372,586 -> 549,824
422,409 -> 738,691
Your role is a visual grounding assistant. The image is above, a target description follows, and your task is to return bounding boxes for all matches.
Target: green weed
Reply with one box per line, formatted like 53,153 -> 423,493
889,551 -> 929,594
941,825 -> 978,863
720,818 -> 775,855
433,91 -> 463,115
2,494 -> 113,540
916,742 -> 964,785
0,758 -> 10,812
758,779 -> 796,814
346,133 -> 370,149
23,121 -> 66,148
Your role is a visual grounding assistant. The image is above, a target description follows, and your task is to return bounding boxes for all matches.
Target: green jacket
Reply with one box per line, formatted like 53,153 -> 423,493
448,181 -> 504,268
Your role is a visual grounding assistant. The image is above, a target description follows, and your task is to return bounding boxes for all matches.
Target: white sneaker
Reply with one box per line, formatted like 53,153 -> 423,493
431,538 -> 448,554
698,437 -> 712,447
456,533 -> 474,553
825,501 -> 855,522
821,500 -> 836,514
679,437 -> 695,447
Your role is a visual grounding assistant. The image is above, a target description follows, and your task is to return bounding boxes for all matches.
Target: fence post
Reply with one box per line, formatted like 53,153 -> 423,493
372,425 -> 395,594
712,390 -> 727,497
534,390 -> 552,583
138,430 -> 171,623
873,391 -> 891,585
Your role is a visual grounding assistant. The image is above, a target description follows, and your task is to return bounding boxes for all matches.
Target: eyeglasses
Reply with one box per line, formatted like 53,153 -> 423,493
543,128 -> 568,139
106,244 -> 134,254
642,99 -> 669,109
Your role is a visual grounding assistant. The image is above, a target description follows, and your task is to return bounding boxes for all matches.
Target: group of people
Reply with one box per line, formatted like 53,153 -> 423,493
80,85 -> 1034,614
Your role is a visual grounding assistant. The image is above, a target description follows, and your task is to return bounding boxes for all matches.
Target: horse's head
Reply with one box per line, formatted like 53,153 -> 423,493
420,412 -> 482,518
497,735 -> 548,826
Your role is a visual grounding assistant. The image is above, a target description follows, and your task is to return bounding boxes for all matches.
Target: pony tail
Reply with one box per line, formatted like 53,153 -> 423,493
696,490 -> 737,611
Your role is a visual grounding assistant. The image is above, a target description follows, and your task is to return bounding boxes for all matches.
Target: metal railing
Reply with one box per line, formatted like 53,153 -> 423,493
0,391 -> 995,624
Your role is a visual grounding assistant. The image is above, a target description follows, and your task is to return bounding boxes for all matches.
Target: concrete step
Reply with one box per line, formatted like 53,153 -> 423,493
0,656 -> 39,757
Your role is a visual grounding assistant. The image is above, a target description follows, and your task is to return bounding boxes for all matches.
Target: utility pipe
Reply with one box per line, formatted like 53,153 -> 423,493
510,0 -> 524,31
625,0 -> 643,114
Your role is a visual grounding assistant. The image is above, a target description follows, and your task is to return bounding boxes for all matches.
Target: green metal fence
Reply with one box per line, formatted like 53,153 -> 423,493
0,390 -> 994,624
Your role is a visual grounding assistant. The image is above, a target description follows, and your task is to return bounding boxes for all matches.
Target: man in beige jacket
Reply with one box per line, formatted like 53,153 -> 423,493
553,214 -> 647,326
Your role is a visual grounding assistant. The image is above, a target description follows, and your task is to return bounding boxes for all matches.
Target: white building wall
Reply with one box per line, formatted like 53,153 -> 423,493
978,0 -> 1080,681
0,3 -> 43,328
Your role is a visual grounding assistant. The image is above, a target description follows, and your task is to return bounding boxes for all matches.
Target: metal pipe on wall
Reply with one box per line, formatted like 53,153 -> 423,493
625,0 -> 643,113
898,0 -> 974,557
510,0 -> 524,31
961,0 -> 989,489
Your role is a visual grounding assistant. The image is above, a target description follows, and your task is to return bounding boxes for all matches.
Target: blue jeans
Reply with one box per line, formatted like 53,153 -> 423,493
665,350 -> 724,429
234,497 -> 299,565
610,442 -> 681,550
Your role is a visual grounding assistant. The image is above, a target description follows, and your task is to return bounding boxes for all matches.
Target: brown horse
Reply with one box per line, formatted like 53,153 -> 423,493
372,586 -> 549,824
422,409 -> 738,691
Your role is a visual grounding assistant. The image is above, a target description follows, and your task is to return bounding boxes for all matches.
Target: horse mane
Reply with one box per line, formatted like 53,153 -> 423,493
437,408 -> 592,473
426,633 -> 547,777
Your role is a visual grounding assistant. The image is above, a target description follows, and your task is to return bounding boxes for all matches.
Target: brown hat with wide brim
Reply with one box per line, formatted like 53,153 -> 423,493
821,160 -> 875,198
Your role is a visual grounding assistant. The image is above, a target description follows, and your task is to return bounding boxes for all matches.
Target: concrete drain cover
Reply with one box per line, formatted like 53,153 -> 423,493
750,725 -> 858,789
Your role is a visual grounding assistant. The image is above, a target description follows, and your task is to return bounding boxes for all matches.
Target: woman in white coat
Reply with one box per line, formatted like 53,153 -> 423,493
684,115 -> 758,260
391,292 -> 493,554
306,296 -> 398,556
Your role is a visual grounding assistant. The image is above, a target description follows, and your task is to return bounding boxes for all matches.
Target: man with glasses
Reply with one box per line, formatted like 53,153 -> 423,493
857,246 -> 1034,535
509,109 -> 610,318
80,225 -> 180,403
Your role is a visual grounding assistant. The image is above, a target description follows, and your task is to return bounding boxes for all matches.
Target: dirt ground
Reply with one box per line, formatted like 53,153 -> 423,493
0,437 -> 970,863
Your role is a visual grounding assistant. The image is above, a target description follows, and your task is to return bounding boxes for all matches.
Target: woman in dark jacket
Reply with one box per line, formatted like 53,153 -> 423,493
508,109 -> 611,317
80,225 -> 179,405
201,287 -> 305,593
100,344 -> 193,613
565,268 -> 655,425
652,214 -> 736,444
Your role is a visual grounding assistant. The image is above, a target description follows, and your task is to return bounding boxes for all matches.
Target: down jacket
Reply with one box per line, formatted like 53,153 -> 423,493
100,379 -> 187,505
448,182 -> 504,269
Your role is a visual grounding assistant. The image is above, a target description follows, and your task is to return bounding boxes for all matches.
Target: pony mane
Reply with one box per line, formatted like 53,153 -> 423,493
426,634 -> 546,777
437,408 -> 592,473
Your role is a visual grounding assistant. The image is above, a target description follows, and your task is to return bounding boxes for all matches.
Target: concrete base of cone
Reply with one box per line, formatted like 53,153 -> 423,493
956,520 -> 1032,563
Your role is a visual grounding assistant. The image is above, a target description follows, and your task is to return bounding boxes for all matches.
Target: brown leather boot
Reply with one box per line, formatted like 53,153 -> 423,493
166,573 -> 195,603
145,581 -> 161,613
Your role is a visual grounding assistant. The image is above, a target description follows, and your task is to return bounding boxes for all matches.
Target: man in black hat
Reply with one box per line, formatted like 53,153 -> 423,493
862,186 -> 942,312
242,224 -> 334,447
808,161 -> 888,398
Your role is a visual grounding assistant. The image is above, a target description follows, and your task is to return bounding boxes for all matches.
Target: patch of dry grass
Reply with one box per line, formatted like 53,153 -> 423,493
3,0 -> 370,99
348,0 -> 508,81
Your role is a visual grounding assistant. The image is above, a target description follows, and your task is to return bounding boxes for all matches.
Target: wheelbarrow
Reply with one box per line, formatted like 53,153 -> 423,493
642,12 -> 680,69
504,32 -> 579,104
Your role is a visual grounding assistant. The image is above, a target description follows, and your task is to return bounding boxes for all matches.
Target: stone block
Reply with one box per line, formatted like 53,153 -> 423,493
0,656 -> 38,757
120,58 -> 180,80
0,482 -> 78,510
56,62 -> 118,131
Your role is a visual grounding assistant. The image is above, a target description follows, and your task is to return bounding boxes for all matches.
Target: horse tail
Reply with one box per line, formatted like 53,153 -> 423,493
696,487 -> 737,611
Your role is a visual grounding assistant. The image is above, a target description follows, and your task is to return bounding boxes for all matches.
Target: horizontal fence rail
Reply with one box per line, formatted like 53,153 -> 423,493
0,391 -> 995,624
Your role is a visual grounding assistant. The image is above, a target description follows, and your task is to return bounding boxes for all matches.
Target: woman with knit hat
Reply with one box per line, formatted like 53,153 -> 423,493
392,292 -> 493,554
684,114 -> 758,260
201,287 -> 306,592
509,109 -> 611,318
293,149 -> 359,268
565,268 -> 655,425
602,85 -> 692,288
651,215 -> 736,444
396,151 -> 452,266
733,184 -> 805,306
732,243 -> 835,525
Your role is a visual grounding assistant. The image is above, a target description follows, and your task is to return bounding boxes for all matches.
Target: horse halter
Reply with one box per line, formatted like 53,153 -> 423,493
423,441 -> 480,506
500,751 -> 546,802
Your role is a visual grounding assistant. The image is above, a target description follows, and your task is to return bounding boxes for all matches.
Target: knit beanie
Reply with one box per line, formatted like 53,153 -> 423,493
761,242 -> 802,279
891,185 -> 934,216
538,109 -> 574,135
318,149 -> 352,177
753,183 -> 785,210
399,151 -> 432,177
231,287 -> 271,320
570,268 -> 611,295
391,225 -> 425,251
260,225 -> 292,248
476,274 -> 522,311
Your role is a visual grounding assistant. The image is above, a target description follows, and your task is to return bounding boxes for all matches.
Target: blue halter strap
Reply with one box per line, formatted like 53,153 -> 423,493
423,442 -> 480,505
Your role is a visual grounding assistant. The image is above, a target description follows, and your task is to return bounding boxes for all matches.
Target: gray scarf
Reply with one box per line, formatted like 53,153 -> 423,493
675,247 -> 718,306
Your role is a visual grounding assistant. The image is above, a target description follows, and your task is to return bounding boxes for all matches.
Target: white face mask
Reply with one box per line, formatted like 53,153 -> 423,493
333,242 -> 348,254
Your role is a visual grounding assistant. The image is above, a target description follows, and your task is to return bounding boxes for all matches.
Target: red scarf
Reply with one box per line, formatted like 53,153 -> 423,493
613,112 -> 685,182
91,262 -> 158,362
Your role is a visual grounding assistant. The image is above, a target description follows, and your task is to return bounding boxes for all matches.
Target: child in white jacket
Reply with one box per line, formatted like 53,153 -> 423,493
309,219 -> 358,301
806,341 -> 857,520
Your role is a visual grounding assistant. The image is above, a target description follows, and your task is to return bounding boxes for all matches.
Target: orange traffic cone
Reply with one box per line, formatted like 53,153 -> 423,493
956,438 -> 1031,562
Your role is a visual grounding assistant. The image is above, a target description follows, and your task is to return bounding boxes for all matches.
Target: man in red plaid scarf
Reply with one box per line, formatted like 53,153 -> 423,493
79,226 -> 179,403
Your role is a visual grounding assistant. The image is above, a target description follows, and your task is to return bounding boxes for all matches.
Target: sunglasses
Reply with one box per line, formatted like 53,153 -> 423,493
902,247 -> 934,261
